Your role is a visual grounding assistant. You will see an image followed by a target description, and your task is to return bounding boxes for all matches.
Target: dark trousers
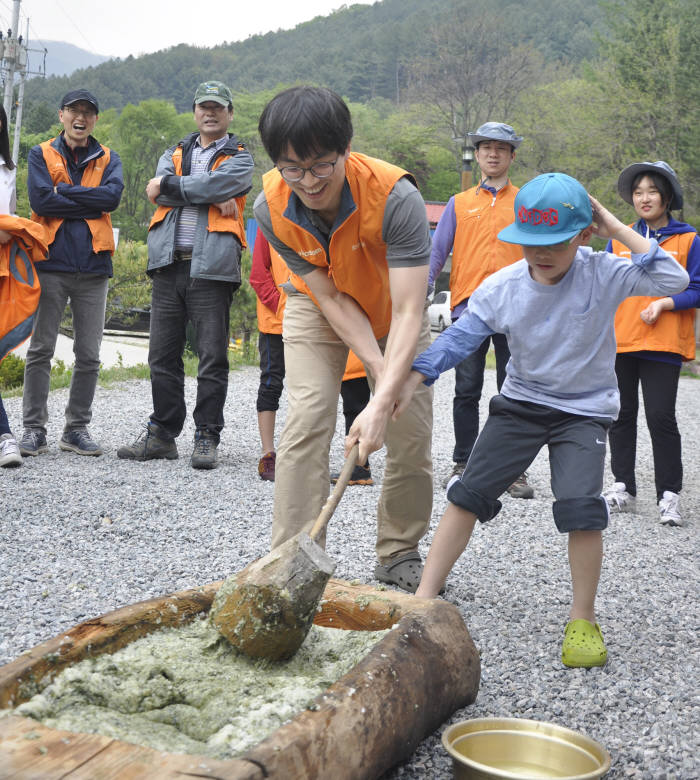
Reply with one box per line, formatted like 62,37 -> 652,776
0,393 -> 9,436
609,353 -> 682,501
148,262 -> 235,442
340,376 -> 371,468
256,332 -> 285,412
453,331 -> 510,463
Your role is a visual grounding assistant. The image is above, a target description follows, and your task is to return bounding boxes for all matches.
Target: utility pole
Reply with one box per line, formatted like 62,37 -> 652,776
1,0 -> 46,163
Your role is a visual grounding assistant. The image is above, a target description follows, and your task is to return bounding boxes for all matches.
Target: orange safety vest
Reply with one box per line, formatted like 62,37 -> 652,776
343,349 -> 366,382
0,215 -> 49,362
611,231 -> 697,361
450,183 -> 523,307
256,245 -> 289,336
32,139 -> 115,254
263,153 -> 409,340
149,144 -> 247,248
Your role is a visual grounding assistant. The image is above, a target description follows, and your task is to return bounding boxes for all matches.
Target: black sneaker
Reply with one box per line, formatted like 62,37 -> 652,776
19,428 -> 48,456
507,472 -> 534,499
59,429 -> 103,456
117,423 -> 178,461
191,430 -> 218,470
330,462 -> 374,486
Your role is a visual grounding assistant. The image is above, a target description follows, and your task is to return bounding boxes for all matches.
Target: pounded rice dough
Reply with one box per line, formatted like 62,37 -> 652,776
12,617 -> 388,759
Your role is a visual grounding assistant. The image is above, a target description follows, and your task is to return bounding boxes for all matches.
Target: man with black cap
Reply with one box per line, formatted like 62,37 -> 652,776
21,89 -> 123,458
429,121 -> 533,498
117,80 -> 253,469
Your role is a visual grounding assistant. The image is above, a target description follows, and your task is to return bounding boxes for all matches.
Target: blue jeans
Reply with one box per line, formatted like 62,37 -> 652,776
23,270 -> 108,434
148,261 -> 234,442
452,331 -> 510,464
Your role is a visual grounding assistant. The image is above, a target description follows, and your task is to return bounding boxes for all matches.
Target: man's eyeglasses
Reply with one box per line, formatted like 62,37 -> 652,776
62,106 -> 97,118
278,158 -> 339,183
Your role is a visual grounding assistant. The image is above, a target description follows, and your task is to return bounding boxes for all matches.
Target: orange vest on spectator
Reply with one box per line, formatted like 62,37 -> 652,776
256,246 -> 289,336
263,153 -> 407,340
450,182 -> 522,307
343,349 -> 366,382
0,215 -> 49,362
149,145 -> 247,248
32,139 -> 115,254
611,231 -> 696,361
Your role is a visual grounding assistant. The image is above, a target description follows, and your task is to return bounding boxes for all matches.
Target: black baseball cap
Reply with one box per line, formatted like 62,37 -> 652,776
60,89 -> 99,113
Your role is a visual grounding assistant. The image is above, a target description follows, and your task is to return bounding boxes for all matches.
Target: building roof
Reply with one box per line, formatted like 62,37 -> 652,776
425,201 -> 447,228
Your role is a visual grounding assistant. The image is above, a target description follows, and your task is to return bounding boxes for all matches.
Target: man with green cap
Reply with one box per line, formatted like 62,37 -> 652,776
118,81 -> 253,469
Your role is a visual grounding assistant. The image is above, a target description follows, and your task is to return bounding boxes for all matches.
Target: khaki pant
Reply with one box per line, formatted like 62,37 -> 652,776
272,294 -> 433,563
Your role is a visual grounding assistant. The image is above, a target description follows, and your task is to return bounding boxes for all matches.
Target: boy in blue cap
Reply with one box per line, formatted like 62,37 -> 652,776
394,172 -> 689,667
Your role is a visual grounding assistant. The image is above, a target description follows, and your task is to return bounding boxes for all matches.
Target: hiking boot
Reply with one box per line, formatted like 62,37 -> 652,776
331,462 -> 374,486
191,430 -> 218,470
507,472 -> 534,499
258,451 -> 276,481
0,433 -> 22,467
18,428 -> 48,456
603,482 -> 636,513
442,462 -> 466,489
658,490 -> 682,527
59,429 -> 103,456
117,423 -> 178,461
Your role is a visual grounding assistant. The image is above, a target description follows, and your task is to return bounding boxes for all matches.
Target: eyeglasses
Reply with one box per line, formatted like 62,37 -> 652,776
278,158 -> 340,183
62,106 -> 97,118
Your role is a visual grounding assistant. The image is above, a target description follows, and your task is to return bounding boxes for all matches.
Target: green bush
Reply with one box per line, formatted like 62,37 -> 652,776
0,353 -> 25,390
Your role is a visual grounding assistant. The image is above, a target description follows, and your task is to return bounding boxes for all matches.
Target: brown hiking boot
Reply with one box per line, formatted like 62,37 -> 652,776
507,472 -> 534,499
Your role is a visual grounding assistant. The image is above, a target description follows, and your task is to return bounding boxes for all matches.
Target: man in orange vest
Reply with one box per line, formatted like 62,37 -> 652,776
254,86 -> 433,593
429,122 -> 534,498
21,89 -> 123,458
117,81 -> 253,469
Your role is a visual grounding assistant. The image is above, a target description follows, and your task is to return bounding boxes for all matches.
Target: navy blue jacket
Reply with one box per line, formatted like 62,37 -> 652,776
27,133 -> 124,276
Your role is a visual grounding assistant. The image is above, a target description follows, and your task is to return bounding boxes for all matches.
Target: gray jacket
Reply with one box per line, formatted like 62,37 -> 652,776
147,132 -> 253,282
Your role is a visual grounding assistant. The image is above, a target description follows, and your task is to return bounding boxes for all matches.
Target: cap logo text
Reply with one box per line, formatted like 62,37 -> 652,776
518,206 -> 558,226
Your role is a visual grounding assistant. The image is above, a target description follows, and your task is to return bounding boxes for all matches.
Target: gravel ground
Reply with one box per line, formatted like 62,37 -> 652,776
0,365 -> 698,778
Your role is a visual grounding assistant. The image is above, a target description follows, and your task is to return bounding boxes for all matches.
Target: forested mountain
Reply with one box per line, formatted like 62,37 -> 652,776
21,0 -> 603,124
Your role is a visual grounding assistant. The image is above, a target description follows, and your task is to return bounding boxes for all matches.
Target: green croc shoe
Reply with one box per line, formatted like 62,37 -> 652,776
561,619 -> 607,668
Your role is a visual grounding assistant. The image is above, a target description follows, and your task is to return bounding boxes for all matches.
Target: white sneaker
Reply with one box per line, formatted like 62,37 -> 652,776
0,433 -> 22,468
658,491 -> 682,527
603,482 -> 636,512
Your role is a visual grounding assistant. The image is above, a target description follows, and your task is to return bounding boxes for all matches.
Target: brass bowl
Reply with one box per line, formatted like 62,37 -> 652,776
442,717 -> 611,779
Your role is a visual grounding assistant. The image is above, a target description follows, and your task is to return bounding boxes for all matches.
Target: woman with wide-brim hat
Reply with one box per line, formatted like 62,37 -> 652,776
603,161 -> 700,526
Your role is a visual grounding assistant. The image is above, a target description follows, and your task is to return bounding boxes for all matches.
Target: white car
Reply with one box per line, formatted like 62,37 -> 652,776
428,290 -> 451,331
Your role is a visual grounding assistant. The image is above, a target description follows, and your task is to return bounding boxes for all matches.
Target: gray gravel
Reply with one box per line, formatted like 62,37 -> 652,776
1,365 -> 698,778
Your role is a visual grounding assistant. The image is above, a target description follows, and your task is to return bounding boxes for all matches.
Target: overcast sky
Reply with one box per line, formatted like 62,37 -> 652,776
7,0 -> 371,58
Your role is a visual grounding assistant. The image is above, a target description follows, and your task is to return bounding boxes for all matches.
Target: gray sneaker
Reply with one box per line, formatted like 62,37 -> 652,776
442,462 -> 466,489
59,429 -> 103,456
117,423 -> 178,461
658,490 -> 682,527
19,428 -> 48,456
507,472 -> 535,499
191,430 -> 218,470
0,433 -> 22,467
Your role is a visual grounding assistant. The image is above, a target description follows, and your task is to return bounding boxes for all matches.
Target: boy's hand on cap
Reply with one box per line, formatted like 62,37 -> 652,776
589,195 -> 623,239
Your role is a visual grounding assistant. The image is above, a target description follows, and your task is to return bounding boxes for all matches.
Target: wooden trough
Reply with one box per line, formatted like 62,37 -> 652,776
0,578 -> 480,779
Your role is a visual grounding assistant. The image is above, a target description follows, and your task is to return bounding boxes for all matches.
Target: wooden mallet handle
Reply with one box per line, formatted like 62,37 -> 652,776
309,444 -> 360,542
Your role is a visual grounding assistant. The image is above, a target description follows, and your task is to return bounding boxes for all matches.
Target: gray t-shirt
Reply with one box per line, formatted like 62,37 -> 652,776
253,176 -> 430,276
413,241 -> 690,419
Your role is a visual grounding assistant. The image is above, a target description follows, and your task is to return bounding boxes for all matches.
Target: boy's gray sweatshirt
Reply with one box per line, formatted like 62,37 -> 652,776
413,240 -> 689,419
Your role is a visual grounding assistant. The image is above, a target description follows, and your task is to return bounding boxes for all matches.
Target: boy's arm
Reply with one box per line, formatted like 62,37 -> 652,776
590,196 -> 651,254
393,308 -> 493,419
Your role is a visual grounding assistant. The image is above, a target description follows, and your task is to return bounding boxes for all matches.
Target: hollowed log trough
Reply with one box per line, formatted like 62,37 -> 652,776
0,578 -> 480,779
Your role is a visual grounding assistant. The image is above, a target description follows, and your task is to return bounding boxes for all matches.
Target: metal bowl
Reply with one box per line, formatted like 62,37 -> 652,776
442,717 -> 611,779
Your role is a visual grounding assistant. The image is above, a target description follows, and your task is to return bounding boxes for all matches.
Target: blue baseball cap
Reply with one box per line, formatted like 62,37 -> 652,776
467,122 -> 523,150
498,172 -> 592,246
